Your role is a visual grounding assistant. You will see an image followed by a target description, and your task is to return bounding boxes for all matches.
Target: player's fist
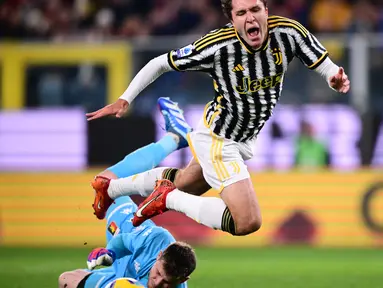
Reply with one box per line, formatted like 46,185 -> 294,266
329,67 -> 350,93
86,99 -> 130,121
87,248 -> 116,270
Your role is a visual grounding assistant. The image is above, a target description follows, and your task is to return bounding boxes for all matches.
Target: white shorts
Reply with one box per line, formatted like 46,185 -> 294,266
187,120 -> 255,192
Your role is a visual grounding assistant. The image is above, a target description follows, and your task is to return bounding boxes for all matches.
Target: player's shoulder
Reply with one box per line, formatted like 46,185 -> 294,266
268,15 -> 310,38
193,23 -> 237,52
133,225 -> 175,243
133,226 -> 176,257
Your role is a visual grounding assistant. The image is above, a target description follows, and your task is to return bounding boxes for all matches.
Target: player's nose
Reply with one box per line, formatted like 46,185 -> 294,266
246,11 -> 256,21
246,17 -> 256,25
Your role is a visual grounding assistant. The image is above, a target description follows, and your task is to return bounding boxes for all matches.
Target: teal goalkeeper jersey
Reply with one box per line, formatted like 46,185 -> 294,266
104,196 -> 188,288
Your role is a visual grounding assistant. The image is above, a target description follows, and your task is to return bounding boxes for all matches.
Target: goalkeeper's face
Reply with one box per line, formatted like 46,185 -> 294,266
231,0 -> 269,49
147,258 -> 187,288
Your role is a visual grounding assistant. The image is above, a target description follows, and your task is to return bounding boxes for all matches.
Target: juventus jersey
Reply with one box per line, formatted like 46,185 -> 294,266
167,15 -> 328,142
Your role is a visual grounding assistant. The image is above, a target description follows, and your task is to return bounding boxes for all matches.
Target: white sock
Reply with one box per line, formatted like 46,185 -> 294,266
166,190 -> 227,230
107,167 -> 170,199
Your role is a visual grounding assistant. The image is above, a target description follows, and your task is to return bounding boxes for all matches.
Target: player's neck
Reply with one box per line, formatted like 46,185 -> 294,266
236,29 -> 269,53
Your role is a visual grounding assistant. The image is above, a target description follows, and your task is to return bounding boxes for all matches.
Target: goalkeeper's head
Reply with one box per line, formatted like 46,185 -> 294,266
148,241 -> 197,288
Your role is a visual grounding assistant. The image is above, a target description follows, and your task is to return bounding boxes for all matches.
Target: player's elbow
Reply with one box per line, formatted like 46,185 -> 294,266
58,272 -> 69,288
58,270 -> 89,288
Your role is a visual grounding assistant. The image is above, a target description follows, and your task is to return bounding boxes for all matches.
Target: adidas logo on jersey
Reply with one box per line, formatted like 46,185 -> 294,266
232,64 -> 245,72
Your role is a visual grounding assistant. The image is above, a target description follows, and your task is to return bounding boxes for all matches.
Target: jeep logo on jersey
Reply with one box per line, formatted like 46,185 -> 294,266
235,73 -> 284,94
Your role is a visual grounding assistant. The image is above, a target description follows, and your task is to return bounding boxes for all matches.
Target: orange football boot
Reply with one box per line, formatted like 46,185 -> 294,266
91,176 -> 114,220
132,179 -> 176,226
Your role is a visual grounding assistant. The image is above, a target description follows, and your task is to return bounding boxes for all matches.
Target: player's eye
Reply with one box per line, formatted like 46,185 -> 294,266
236,11 -> 246,16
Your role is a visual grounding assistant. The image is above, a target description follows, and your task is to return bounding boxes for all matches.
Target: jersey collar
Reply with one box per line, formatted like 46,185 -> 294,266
235,29 -> 269,54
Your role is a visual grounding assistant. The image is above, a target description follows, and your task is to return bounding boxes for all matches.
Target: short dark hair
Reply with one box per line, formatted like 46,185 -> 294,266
221,0 -> 268,20
160,242 -> 197,280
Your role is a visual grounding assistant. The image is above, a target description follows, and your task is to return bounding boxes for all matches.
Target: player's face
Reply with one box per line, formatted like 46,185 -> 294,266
148,259 -> 180,288
231,0 -> 269,49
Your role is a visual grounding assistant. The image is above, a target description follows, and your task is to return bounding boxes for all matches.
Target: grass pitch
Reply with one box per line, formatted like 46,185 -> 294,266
0,246 -> 382,288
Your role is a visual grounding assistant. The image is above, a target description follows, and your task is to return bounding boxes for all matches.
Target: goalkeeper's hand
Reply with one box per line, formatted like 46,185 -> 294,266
87,247 -> 116,270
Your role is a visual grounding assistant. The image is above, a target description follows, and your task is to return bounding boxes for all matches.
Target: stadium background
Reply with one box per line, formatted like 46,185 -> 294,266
0,0 -> 382,287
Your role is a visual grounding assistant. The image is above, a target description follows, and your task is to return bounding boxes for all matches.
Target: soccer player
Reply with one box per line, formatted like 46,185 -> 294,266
59,196 -> 196,288
87,0 -> 351,236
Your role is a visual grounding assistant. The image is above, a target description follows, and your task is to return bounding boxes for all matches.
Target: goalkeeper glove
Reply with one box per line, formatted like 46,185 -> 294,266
87,247 -> 116,270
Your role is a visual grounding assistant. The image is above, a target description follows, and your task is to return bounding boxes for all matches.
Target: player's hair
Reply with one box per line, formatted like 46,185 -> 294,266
160,242 -> 196,280
221,0 -> 268,20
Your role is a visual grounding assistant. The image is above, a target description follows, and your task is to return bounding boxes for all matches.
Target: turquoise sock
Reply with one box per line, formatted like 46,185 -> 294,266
107,135 -> 177,178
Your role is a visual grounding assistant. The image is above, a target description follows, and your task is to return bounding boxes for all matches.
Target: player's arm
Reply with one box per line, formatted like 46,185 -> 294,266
291,22 -> 350,93
86,30 -> 218,121
86,232 -> 133,270
105,232 -> 134,259
117,38 -> 218,105
86,54 -> 173,121
104,227 -> 168,259
314,59 -> 350,93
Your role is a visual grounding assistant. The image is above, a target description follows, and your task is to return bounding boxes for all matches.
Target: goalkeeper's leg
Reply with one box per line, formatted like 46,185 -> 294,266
100,132 -> 180,180
97,97 -> 192,180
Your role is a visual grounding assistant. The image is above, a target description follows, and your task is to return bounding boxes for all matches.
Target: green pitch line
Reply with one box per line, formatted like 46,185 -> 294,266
0,246 -> 382,288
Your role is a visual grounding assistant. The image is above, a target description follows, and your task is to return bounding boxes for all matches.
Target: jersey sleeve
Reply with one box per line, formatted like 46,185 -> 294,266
167,42 -> 215,72
106,232 -> 134,259
106,223 -> 159,259
290,24 -> 329,70
167,25 -> 236,72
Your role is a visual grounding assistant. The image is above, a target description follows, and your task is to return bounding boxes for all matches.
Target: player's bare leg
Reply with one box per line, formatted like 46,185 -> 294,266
131,124 -> 262,235
132,171 -> 261,235
173,158 -> 211,196
220,178 -> 262,235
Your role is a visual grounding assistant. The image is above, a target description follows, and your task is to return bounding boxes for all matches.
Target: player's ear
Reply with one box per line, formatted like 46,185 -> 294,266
156,251 -> 163,260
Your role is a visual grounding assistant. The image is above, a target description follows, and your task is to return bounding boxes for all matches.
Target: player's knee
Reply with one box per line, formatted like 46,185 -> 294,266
235,216 -> 262,236
172,169 -> 191,191
173,169 -> 209,196
222,207 -> 262,236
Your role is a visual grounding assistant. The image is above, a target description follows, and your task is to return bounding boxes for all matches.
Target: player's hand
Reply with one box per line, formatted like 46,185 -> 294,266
329,67 -> 350,93
86,99 -> 129,121
87,248 -> 116,270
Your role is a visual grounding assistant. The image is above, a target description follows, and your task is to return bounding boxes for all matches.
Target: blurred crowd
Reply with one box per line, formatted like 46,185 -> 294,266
1,0 -> 383,41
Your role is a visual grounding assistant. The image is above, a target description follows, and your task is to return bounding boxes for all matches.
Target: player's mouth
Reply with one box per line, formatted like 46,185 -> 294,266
247,26 -> 260,40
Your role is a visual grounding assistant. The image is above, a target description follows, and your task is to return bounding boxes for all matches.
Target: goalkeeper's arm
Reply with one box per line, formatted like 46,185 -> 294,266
106,233 -> 133,259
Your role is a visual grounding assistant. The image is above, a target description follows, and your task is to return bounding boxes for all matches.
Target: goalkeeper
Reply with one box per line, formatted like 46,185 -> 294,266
59,97 -> 196,287
59,196 -> 196,288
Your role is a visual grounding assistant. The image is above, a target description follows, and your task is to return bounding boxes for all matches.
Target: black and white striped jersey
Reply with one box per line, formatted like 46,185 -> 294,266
167,15 -> 329,142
